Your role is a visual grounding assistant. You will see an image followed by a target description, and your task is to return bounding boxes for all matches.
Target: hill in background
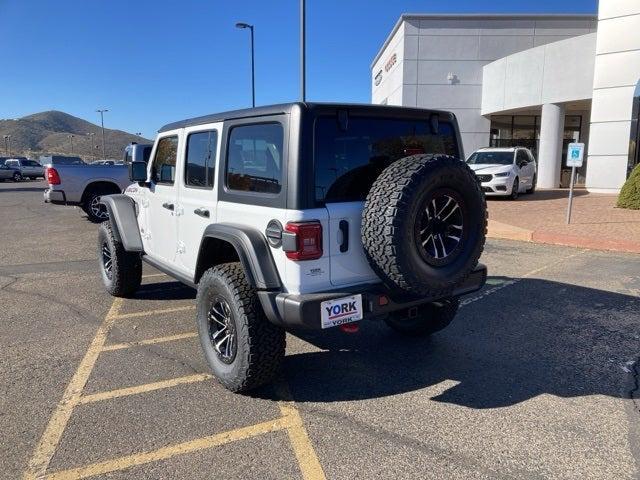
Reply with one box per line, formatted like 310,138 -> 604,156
0,111 -> 152,160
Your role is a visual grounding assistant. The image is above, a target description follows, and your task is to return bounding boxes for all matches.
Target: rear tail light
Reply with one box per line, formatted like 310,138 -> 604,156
284,221 -> 323,261
46,167 -> 61,185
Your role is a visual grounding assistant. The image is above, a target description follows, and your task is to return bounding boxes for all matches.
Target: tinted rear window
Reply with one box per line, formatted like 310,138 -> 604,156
314,116 -> 458,204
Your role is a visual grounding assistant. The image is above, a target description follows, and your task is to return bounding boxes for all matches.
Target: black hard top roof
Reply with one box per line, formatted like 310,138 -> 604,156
158,102 -> 452,133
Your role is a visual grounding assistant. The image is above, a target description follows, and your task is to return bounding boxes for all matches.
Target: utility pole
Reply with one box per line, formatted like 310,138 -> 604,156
3,135 -> 8,155
300,0 -> 306,102
235,22 -> 256,107
87,133 -> 95,161
68,134 -> 74,154
96,109 -> 108,159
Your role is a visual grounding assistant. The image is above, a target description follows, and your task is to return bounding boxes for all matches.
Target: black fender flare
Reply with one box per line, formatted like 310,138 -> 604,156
100,194 -> 144,252
196,223 -> 281,290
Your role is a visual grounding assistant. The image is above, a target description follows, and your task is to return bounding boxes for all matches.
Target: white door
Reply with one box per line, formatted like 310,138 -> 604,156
176,125 -> 221,278
146,134 -> 181,266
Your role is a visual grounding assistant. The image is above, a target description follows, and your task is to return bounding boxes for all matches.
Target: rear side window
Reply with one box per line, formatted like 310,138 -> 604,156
226,123 -> 283,194
185,130 -> 218,188
314,116 -> 459,204
151,136 -> 178,185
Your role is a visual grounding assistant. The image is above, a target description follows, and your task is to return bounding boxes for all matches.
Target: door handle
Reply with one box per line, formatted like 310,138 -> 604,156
162,202 -> 174,211
194,208 -> 210,218
339,220 -> 349,253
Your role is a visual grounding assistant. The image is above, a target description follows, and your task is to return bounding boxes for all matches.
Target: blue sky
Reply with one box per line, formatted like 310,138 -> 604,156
0,0 -> 597,138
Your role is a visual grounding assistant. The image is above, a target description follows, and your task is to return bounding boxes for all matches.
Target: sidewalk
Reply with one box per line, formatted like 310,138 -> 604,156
486,189 -> 640,254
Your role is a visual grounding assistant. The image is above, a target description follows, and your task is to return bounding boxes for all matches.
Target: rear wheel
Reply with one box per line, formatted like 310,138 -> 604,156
97,222 -> 142,297
83,187 -> 114,222
12,172 -> 22,182
196,263 -> 285,392
385,298 -> 459,337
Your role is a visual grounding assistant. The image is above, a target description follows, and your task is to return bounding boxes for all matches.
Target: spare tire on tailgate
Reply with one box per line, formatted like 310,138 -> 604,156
362,154 -> 486,297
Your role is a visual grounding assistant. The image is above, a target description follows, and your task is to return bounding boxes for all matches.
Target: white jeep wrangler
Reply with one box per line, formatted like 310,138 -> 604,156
98,103 -> 488,392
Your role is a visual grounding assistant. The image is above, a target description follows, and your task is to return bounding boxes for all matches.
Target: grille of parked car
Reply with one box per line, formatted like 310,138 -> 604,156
476,174 -> 492,183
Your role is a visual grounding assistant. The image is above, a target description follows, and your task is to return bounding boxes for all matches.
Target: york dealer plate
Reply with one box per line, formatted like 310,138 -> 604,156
320,295 -> 363,329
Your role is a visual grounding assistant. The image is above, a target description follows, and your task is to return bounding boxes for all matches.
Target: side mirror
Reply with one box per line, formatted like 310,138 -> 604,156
129,161 -> 147,184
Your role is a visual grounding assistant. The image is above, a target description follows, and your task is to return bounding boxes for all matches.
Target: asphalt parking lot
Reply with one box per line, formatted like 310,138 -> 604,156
1,179 -> 639,479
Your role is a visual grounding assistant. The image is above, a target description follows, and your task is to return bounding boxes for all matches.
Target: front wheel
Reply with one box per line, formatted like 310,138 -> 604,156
526,175 -> 537,194
196,263 -> 285,393
385,298 -> 460,337
97,222 -> 142,297
510,178 -> 519,200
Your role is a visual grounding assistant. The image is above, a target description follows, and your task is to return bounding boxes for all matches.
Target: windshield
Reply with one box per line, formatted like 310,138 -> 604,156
467,151 -> 514,165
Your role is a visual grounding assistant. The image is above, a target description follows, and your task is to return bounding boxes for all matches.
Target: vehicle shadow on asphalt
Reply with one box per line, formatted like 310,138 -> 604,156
274,277 -> 639,408
0,187 -> 47,193
134,281 -> 196,301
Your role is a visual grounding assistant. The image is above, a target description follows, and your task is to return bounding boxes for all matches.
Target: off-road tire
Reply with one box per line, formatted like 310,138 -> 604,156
385,297 -> 460,337
97,221 -> 142,297
362,154 -> 487,297
196,263 -> 286,393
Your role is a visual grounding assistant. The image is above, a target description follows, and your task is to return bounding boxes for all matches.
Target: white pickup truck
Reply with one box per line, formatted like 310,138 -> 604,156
44,143 -> 152,222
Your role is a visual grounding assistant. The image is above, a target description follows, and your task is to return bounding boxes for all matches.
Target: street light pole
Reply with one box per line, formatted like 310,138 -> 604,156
68,134 -> 74,154
300,0 -> 306,102
235,22 -> 255,107
3,135 -> 8,155
96,109 -> 108,160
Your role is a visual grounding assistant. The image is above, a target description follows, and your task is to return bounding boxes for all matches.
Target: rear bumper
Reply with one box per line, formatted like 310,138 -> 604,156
259,264 -> 487,330
44,188 -> 80,206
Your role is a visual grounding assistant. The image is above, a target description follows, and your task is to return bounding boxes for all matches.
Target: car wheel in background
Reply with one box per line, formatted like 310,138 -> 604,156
510,178 -> 519,200
12,172 -> 22,182
82,187 -> 112,222
97,221 -> 142,297
526,175 -> 537,194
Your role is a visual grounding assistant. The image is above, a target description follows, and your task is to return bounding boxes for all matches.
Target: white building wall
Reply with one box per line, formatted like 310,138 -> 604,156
372,15 -> 597,159
481,34 -> 596,114
586,0 -> 640,193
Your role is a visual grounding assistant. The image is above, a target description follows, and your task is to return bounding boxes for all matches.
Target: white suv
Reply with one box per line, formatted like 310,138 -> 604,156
96,103 -> 488,392
467,147 -> 537,199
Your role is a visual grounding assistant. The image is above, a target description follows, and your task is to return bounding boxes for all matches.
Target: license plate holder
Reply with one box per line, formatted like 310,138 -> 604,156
320,294 -> 363,329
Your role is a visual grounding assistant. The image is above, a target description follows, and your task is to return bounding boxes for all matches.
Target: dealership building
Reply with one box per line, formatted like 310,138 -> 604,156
371,0 -> 640,192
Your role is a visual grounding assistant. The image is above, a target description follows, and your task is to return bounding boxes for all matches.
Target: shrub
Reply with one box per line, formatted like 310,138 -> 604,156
617,164 -> 640,210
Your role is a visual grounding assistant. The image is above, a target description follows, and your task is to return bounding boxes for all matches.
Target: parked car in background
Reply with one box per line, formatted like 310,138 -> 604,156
467,147 -> 537,200
91,160 -> 122,165
0,163 -> 22,182
4,158 -> 45,180
44,163 -> 131,222
39,155 -> 85,167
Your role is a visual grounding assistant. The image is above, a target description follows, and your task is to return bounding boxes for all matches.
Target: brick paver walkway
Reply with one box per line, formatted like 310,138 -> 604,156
486,189 -> 640,253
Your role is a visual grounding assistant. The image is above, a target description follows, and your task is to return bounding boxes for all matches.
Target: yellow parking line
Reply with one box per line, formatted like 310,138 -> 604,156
113,305 -> 195,320
78,373 -> 212,405
277,383 -> 326,480
142,273 -> 168,279
23,298 -> 124,480
102,332 -> 198,351
44,417 -> 289,480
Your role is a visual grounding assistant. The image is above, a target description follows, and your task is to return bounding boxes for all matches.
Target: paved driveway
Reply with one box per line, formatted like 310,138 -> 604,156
1,180 -> 639,479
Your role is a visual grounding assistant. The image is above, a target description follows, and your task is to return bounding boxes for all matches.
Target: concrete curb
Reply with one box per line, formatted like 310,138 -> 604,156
487,220 -> 640,254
